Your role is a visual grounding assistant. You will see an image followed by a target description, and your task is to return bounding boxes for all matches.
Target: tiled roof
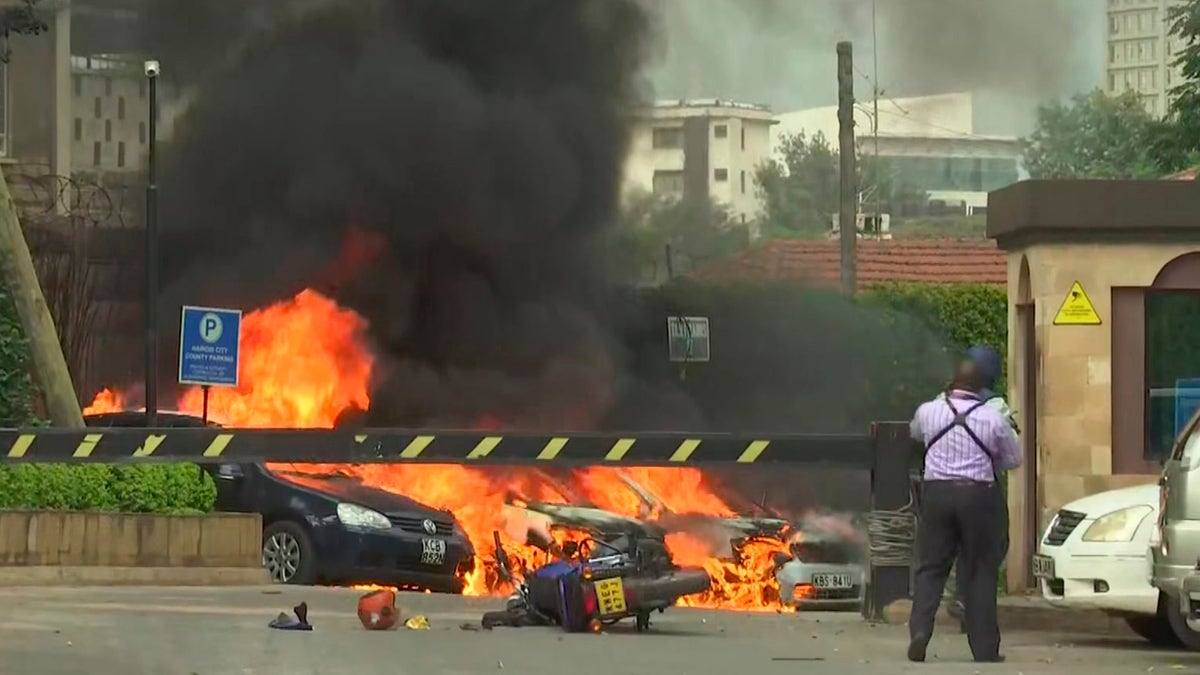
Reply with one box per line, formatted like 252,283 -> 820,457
691,238 -> 1007,288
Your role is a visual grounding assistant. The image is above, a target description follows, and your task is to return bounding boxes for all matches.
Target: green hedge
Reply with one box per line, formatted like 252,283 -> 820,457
0,288 -> 215,513
860,282 -> 1008,391
0,464 -> 214,513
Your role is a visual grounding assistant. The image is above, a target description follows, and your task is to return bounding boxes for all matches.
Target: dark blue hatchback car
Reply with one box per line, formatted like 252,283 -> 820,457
84,411 -> 476,591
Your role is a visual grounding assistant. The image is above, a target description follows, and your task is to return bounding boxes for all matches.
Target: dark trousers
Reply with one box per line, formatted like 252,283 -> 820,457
911,480 -> 1006,661
953,504 -> 1009,611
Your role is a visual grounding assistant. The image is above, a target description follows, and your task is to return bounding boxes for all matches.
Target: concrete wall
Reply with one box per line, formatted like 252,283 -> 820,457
1007,242 -> 1193,522
0,511 -> 266,585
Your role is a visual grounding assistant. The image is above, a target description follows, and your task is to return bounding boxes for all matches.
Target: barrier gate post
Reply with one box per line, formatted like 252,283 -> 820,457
863,421 -> 919,621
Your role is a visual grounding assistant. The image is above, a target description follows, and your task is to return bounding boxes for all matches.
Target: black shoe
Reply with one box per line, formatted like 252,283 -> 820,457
907,637 -> 929,663
974,654 -> 1006,663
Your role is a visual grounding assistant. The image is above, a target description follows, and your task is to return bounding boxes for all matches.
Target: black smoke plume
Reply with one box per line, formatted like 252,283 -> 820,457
142,0 -> 952,434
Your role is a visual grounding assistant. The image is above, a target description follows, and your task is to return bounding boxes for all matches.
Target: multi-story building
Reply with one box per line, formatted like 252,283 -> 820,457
622,99 -> 777,225
70,53 -> 150,174
1105,0 -> 1183,118
774,92 -> 1024,217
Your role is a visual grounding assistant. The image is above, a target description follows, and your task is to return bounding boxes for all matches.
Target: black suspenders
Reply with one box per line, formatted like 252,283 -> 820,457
923,395 -> 999,480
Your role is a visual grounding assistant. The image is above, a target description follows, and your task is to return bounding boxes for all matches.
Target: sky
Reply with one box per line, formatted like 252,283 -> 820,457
644,0 -> 1106,136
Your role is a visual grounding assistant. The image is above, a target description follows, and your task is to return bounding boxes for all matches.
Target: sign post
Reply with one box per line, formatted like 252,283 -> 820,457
178,306 -> 242,425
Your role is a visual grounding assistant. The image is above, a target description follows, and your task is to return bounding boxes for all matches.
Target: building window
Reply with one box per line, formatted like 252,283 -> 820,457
740,170 -> 746,194
73,75 -> 82,96
73,118 -> 81,141
714,124 -> 728,139
1110,44 -> 1118,64
714,168 -> 728,182
741,127 -> 746,150
652,127 -> 683,149
652,170 -> 684,196
1109,72 -> 1117,91
1145,291 -> 1200,462
94,97 -> 101,119
118,97 -> 125,120
105,119 -> 112,142
139,121 -> 146,144
92,141 -> 101,166
104,78 -> 112,96
1110,15 -> 1119,34
117,142 -> 126,168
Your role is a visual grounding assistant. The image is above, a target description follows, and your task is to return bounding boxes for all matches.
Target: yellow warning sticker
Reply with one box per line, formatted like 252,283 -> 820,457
1053,281 -> 1101,326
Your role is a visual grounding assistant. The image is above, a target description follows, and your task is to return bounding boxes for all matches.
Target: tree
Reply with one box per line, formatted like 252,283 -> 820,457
754,131 -> 922,237
609,190 -> 749,285
1168,0 -> 1200,164
1020,90 -> 1178,179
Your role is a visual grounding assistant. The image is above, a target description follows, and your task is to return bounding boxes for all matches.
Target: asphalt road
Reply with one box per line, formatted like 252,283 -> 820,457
0,586 -> 1193,675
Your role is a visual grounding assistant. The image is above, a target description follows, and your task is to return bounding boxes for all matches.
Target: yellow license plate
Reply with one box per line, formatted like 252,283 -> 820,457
593,577 -> 627,616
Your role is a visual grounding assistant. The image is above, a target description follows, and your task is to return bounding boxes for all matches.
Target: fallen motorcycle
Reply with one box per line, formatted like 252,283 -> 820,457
481,528 -> 711,633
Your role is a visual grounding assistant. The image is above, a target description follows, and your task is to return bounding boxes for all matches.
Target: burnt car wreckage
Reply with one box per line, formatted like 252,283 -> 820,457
507,468 -> 866,609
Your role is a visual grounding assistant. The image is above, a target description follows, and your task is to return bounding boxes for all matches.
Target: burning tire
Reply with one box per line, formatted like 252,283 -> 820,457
263,521 -> 317,585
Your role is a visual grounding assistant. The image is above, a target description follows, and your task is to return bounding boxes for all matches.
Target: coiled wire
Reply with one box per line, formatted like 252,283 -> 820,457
866,480 -> 919,567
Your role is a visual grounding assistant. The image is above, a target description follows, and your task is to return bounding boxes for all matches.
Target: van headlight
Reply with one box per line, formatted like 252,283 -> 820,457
336,503 -> 391,530
1081,506 -> 1153,543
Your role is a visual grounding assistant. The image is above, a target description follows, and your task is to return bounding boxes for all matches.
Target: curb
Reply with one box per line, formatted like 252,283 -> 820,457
881,599 -> 1135,638
0,566 -> 271,586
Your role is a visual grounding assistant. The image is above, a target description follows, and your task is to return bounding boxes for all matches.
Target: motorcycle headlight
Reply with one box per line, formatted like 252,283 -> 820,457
336,503 -> 391,530
1081,506 -> 1153,543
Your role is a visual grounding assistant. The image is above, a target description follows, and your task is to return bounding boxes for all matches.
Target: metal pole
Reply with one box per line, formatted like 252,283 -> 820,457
836,42 -> 858,296
872,1 -> 881,231
145,62 -> 159,427
201,385 -> 210,426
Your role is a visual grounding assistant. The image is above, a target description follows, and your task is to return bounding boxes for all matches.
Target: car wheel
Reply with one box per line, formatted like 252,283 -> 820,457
1126,614 -> 1180,646
262,521 -> 317,585
1165,592 -> 1200,650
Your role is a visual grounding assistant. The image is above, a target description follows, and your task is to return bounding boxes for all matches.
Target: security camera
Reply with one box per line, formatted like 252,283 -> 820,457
144,60 -> 160,78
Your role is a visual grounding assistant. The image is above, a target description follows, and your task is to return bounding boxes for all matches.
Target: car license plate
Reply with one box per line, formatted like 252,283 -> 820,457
1032,554 -> 1055,579
812,574 -> 852,589
420,538 -> 446,566
593,577 -> 627,616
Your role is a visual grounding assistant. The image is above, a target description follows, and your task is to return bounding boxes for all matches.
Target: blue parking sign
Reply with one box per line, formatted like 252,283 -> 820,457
178,306 -> 242,387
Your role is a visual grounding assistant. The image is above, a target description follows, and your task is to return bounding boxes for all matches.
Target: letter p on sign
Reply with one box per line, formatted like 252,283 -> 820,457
200,313 -> 223,344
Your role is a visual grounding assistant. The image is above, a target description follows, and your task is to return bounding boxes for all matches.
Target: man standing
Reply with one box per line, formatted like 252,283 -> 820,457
908,357 -> 1022,663
940,346 -> 1019,630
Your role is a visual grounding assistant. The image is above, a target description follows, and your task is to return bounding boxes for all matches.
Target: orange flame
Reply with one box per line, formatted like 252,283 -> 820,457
177,289 -> 372,427
83,288 -> 796,611
83,387 -> 126,415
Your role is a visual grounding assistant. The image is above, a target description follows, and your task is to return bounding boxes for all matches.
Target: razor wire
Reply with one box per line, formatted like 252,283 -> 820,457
6,170 -> 138,229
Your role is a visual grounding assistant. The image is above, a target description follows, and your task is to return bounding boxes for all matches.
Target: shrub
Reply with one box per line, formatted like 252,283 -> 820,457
0,288 -> 215,513
860,282 -> 1009,391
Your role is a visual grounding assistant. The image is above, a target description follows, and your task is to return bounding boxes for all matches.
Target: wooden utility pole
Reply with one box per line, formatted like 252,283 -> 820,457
837,41 -> 858,296
0,169 -> 84,427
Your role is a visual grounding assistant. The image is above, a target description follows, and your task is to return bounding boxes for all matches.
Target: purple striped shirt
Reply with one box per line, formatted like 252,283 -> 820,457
910,390 -> 1022,482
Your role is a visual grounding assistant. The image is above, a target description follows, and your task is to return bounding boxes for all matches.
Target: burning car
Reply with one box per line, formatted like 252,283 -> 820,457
83,411 -> 475,591
607,469 -> 866,610
773,524 -> 865,610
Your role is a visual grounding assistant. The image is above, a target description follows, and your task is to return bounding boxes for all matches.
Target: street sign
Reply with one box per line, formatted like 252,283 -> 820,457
178,306 -> 242,387
667,316 -> 710,363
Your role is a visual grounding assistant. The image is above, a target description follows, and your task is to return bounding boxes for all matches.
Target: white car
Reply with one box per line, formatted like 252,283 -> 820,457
1033,483 -> 1175,644
775,531 -> 866,610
